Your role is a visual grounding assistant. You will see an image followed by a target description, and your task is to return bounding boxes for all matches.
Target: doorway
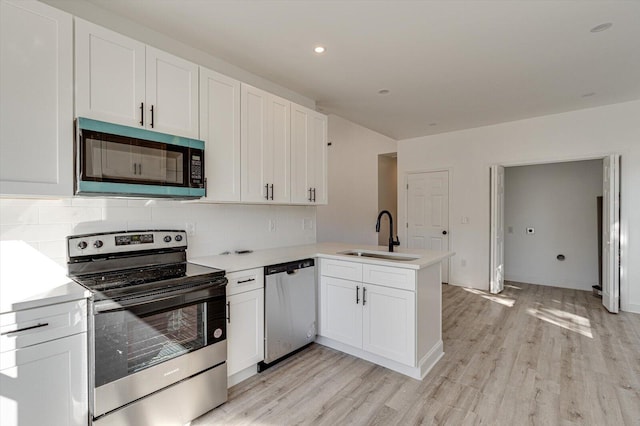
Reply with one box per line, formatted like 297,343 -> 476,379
489,156 -> 620,313
377,153 -> 397,246
406,170 -> 450,283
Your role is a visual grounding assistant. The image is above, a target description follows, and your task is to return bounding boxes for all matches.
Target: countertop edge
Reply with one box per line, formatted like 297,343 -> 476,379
191,243 -> 455,274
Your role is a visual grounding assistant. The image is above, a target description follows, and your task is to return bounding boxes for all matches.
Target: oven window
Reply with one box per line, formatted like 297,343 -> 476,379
94,304 -> 205,387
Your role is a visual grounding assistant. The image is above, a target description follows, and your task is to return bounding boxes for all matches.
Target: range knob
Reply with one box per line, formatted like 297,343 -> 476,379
163,235 -> 172,243
175,234 -> 183,242
77,241 -> 88,250
93,240 -> 104,248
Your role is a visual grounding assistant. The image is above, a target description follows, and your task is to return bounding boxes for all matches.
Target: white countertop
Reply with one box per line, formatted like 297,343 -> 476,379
0,241 -> 90,314
191,242 -> 454,273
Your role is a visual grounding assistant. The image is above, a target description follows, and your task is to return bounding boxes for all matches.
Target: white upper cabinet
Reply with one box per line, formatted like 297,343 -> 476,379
75,18 -> 145,129
0,0 -> 73,197
291,104 -> 328,205
241,84 -> 291,203
199,67 -> 241,202
75,19 -> 199,139
145,47 -> 199,138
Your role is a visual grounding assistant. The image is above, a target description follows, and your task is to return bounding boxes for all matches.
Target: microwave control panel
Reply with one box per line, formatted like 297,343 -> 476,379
190,152 -> 203,187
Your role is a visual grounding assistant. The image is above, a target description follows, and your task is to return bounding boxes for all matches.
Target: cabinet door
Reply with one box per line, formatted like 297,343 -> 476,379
199,68 -> 241,202
291,105 -> 327,204
226,289 -> 264,377
145,47 -> 199,139
268,94 -> 291,203
0,333 -> 88,426
319,276 -> 362,348
240,84 -> 270,202
0,0 -> 73,196
362,284 -> 415,366
75,18 -> 145,129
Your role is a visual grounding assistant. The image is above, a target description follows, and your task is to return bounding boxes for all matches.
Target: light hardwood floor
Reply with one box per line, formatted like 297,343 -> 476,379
193,282 -> 640,425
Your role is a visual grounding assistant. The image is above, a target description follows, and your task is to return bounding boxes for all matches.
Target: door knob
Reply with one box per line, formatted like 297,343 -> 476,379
442,230 -> 448,235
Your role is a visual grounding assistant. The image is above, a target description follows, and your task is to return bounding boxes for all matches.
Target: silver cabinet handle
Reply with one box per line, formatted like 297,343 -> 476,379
139,102 -> 144,126
1,322 -> 49,336
362,287 -> 367,306
265,183 -> 269,200
270,184 -> 274,200
356,286 -> 360,304
308,188 -> 313,202
150,105 -> 155,128
237,278 -> 256,284
312,188 -> 316,202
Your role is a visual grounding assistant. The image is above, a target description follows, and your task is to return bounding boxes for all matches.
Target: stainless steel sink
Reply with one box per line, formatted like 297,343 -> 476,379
338,250 -> 420,261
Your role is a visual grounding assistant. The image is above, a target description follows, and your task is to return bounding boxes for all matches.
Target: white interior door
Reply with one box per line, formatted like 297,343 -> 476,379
406,171 -> 449,283
490,165 -> 505,294
602,155 -> 620,313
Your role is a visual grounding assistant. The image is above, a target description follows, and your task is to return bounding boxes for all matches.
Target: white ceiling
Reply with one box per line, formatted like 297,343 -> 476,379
84,0 -> 640,140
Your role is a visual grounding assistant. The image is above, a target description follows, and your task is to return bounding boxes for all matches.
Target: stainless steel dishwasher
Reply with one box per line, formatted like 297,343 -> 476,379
259,258 -> 316,371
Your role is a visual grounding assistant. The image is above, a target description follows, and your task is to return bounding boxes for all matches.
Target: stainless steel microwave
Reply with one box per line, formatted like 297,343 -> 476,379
75,118 -> 205,198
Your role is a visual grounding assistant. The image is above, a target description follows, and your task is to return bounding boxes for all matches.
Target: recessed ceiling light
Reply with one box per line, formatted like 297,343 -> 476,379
314,46 -> 326,54
581,92 -> 596,98
590,22 -> 613,33
378,89 -> 390,95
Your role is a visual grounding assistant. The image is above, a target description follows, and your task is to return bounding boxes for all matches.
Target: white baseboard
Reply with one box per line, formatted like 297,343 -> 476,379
621,302 -> 640,314
227,364 -> 258,388
504,275 -> 595,292
316,336 -> 444,380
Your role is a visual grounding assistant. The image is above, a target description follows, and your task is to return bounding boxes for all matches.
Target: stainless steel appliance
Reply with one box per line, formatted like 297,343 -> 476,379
67,230 -> 227,426
75,117 -> 205,198
259,259 -> 316,371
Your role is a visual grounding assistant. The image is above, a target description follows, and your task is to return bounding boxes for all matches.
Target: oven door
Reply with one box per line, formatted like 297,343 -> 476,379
92,286 -> 226,418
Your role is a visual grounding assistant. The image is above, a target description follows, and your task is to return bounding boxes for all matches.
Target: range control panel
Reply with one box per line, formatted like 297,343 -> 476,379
67,230 -> 187,259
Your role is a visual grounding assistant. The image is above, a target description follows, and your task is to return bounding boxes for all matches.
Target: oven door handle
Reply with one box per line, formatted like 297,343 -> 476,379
93,282 -> 226,315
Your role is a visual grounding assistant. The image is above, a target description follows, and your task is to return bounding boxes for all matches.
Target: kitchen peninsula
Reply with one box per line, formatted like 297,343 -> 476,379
192,243 -> 454,381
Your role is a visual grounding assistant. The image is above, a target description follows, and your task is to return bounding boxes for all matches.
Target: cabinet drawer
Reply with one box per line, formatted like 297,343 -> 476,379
0,299 -> 87,352
363,264 -> 416,291
226,267 -> 264,296
320,259 -> 363,281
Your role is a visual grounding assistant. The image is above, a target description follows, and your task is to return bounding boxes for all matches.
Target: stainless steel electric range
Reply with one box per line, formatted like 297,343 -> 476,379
67,230 -> 228,426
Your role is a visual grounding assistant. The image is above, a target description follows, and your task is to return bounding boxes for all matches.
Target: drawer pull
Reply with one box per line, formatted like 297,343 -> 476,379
1,322 -> 49,336
237,278 -> 256,284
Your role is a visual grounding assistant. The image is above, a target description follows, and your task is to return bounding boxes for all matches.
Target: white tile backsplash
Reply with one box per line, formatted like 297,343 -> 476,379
0,198 -> 317,265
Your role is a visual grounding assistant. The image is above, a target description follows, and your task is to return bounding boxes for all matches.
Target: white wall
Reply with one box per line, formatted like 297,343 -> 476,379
316,115 -> 397,245
41,0 -> 315,109
398,100 -> 640,313
0,198 -> 316,266
504,160 -> 602,291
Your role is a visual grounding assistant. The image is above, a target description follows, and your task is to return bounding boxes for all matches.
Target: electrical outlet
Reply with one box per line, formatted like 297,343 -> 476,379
461,216 -> 469,224
185,222 -> 196,236
269,219 -> 276,232
303,218 -> 313,230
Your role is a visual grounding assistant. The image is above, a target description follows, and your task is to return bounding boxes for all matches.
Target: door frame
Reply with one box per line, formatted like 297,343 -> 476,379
488,153 -> 622,309
404,167 -> 453,283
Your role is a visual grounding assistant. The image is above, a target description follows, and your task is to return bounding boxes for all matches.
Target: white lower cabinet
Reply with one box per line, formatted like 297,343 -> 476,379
226,289 -> 264,377
0,300 -> 88,426
361,283 -> 415,365
320,274 -> 415,366
225,268 -> 264,382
